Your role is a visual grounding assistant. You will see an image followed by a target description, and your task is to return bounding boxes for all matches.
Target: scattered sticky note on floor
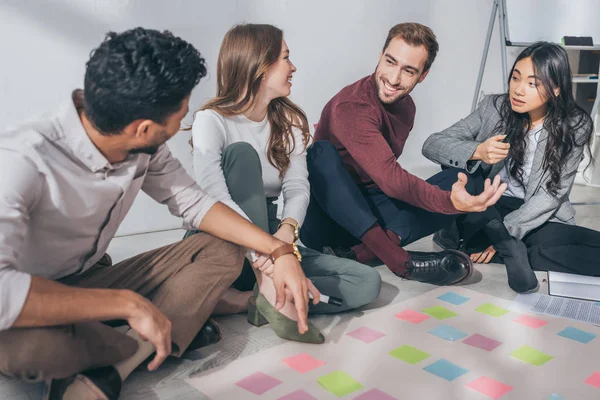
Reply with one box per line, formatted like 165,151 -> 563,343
466,376 -> 513,399
317,371 -> 363,397
513,315 -> 548,328
353,388 -> 398,400
475,303 -> 510,317
282,353 -> 326,373
557,326 -> 597,344
437,291 -> 470,305
347,327 -> 386,343
422,306 -> 458,320
429,324 -> 468,341
236,372 -> 282,395
547,394 -> 566,400
389,345 -> 430,364
395,309 -> 430,324
462,334 -> 502,351
584,371 -> 600,388
278,389 -> 318,400
510,345 -> 553,366
423,359 -> 469,381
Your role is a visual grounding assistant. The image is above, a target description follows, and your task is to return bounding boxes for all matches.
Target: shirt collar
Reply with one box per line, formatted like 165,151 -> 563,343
56,90 -> 112,172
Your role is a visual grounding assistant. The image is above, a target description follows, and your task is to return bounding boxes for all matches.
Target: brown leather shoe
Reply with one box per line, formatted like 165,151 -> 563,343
187,319 -> 222,351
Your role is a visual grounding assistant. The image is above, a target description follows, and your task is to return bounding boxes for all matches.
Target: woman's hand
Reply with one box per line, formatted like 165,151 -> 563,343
470,245 -> 497,264
472,135 -> 510,164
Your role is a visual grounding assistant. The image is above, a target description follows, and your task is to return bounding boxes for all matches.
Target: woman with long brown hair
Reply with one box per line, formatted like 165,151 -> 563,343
187,24 -> 381,343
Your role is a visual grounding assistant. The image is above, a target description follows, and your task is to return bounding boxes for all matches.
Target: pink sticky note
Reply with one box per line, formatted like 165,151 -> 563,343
463,334 -> 503,351
283,353 -> 326,374
236,372 -> 282,395
513,315 -> 548,328
278,389 -> 318,400
347,327 -> 386,343
466,376 -> 513,399
395,309 -> 430,324
354,388 -> 398,399
584,371 -> 600,388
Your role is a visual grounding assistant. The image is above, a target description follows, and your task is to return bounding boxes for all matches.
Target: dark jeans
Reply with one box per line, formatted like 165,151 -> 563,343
300,140 -> 473,251
458,182 -> 600,276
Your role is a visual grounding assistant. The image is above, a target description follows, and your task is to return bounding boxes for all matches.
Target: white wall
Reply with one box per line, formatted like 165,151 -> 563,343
0,0 -> 510,236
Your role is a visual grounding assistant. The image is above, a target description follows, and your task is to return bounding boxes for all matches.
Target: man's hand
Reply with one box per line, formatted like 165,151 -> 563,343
271,254 -> 320,334
471,135 -> 510,164
125,292 -> 172,371
451,173 -> 507,212
470,245 -> 497,264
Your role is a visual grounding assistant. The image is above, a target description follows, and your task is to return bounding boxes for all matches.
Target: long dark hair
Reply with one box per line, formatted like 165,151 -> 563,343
492,42 -> 593,196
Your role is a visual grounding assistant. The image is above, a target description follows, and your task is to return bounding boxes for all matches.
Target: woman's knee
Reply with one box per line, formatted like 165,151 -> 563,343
345,265 -> 382,308
222,142 -> 261,173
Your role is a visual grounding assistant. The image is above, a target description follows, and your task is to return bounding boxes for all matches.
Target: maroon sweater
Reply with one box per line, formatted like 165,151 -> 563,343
314,74 -> 458,215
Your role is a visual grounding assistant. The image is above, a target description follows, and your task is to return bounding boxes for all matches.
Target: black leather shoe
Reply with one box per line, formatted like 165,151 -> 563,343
432,222 -> 461,250
322,246 -> 358,261
45,366 -> 121,400
187,319 -> 222,351
398,250 -> 473,285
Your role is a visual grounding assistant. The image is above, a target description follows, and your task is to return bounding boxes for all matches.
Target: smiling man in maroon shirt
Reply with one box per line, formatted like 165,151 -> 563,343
300,23 -> 507,285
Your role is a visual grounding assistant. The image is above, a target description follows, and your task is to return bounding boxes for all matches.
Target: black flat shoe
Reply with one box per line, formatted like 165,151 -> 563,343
397,250 -> 473,286
187,318 -> 222,351
45,366 -> 121,400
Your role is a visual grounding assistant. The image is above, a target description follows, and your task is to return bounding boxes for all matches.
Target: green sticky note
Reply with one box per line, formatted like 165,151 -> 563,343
475,303 -> 510,317
389,345 -> 431,364
511,345 -> 553,366
422,306 -> 458,320
317,371 -> 363,397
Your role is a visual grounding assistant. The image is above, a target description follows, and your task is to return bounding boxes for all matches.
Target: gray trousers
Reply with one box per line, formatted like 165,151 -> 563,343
187,142 -> 381,314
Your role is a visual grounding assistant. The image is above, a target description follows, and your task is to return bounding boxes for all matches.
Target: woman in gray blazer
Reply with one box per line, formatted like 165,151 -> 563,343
422,42 -> 596,293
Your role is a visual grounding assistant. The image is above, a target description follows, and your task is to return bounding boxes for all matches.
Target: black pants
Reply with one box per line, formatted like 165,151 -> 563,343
458,173 -> 600,276
299,140 -> 473,251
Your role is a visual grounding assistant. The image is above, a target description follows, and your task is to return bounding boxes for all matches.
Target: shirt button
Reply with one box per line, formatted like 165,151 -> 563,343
455,161 -> 459,166
449,159 -> 453,164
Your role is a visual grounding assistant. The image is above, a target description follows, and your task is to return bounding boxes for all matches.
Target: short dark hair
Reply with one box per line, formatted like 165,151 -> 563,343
383,23 -> 439,72
84,27 -> 207,134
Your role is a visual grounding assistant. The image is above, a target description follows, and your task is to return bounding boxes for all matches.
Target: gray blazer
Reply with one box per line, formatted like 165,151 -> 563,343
422,95 -> 586,239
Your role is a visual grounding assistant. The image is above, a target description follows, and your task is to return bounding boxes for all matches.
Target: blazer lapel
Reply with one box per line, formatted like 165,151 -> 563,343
524,128 -> 548,200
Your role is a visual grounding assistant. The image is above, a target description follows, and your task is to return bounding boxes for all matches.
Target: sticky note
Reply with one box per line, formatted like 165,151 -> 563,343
347,327 -> 386,343
513,315 -> 548,328
278,390 -> 318,400
557,327 -> 597,344
423,359 -> 469,381
475,303 -> 510,317
462,334 -> 502,351
428,324 -> 468,341
547,394 -> 566,400
437,291 -> 470,305
466,376 -> 513,399
395,309 -> 430,324
236,372 -> 282,395
584,371 -> 600,388
283,353 -> 326,373
317,371 -> 363,397
389,345 -> 430,364
510,345 -> 553,366
353,388 -> 398,400
422,306 -> 458,320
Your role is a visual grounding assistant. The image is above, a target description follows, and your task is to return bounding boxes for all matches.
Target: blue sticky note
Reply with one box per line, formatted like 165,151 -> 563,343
429,324 -> 468,341
423,359 -> 468,381
547,394 -> 565,400
437,292 -> 470,305
557,327 -> 597,344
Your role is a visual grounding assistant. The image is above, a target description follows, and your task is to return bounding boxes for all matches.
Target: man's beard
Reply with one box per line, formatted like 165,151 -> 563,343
129,145 -> 161,155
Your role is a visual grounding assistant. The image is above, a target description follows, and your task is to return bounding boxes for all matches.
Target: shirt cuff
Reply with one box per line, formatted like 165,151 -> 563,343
0,269 -> 32,330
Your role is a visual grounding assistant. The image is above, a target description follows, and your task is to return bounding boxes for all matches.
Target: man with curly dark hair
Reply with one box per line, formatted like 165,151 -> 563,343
0,28 -> 320,400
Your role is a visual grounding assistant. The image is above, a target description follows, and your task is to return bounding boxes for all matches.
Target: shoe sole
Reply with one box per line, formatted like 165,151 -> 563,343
445,249 -> 474,285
